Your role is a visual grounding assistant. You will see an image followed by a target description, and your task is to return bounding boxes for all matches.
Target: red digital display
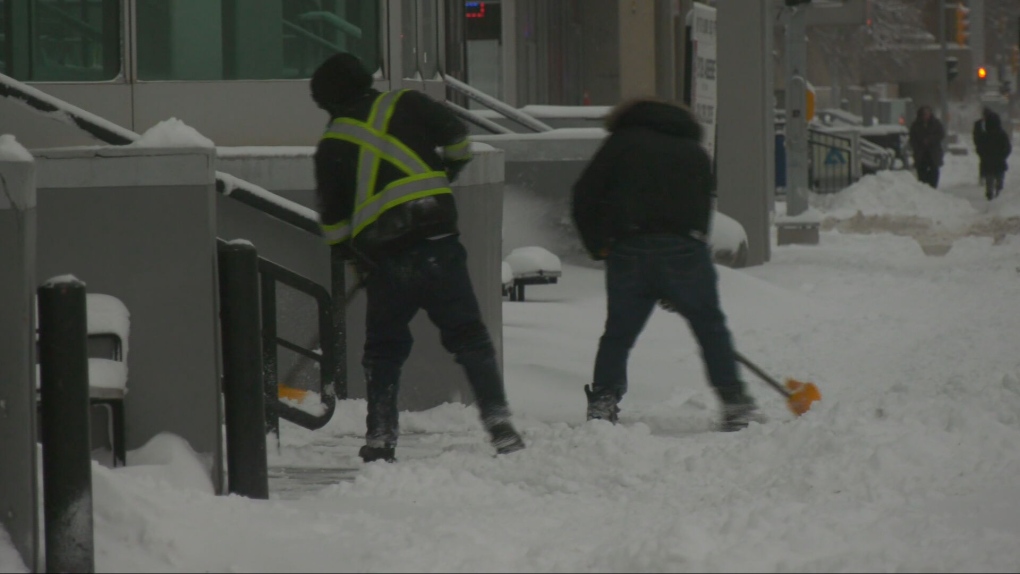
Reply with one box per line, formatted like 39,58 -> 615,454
466,2 -> 486,19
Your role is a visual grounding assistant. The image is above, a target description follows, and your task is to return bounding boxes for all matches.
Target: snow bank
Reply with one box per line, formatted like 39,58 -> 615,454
0,528 -> 27,573
131,118 -> 214,149
0,134 -> 32,162
810,170 -> 977,229
112,433 -> 215,495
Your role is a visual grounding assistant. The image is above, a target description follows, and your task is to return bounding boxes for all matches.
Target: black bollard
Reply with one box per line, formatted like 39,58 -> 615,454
329,244 -> 348,400
38,276 -> 94,574
218,241 -> 269,500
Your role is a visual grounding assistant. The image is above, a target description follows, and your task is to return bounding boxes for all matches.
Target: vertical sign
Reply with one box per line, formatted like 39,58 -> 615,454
691,3 -> 718,159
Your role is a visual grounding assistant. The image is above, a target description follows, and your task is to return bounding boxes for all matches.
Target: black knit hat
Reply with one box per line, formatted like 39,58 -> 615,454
310,53 -> 373,108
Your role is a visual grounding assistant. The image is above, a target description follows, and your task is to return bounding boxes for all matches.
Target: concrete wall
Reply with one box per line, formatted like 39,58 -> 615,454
32,146 -> 224,489
215,145 -> 506,412
0,154 -> 39,571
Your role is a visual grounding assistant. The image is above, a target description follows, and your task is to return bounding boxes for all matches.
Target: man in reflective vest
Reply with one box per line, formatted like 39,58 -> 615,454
310,53 -> 525,462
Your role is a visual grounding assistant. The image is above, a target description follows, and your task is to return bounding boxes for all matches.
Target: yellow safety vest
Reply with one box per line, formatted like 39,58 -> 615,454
318,90 -> 471,245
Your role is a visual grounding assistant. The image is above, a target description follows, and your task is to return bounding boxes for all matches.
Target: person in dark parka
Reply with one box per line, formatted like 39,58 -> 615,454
972,107 -> 1012,200
571,98 -> 763,432
908,105 -> 946,189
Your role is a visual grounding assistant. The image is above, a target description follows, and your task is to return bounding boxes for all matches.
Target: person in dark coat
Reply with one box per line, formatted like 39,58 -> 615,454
571,97 -> 763,432
972,107 -> 1012,200
311,53 -> 525,462
908,105 -> 946,189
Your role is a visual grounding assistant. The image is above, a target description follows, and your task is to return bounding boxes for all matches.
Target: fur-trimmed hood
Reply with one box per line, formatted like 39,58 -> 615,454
604,98 -> 703,142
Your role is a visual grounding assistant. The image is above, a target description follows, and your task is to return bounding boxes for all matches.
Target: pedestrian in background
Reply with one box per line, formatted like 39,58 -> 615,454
908,105 -> 946,189
972,107 -> 1012,200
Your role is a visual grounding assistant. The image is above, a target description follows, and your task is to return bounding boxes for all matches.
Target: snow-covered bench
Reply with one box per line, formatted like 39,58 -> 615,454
37,293 -> 131,466
503,247 -> 562,302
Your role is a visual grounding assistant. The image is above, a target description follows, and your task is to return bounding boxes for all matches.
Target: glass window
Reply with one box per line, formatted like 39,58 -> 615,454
0,0 -> 122,82
417,0 -> 438,79
136,0 -> 380,81
401,0 -> 418,79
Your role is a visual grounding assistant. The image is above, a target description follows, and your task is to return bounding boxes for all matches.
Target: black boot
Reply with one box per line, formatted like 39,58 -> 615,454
359,444 -> 396,463
488,421 -> 526,455
585,385 -> 620,423
720,400 -> 767,432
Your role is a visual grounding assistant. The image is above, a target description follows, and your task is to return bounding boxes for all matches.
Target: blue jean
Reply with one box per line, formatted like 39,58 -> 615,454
361,235 -> 509,448
592,234 -> 748,404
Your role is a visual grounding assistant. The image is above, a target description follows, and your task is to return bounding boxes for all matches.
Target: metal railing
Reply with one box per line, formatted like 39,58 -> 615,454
442,73 -> 553,134
807,129 -> 855,194
258,257 -> 337,433
1,71 -> 346,432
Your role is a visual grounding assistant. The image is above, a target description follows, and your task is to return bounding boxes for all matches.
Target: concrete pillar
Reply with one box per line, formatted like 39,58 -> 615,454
0,139 -> 39,571
619,0 -> 657,99
716,1 -> 774,265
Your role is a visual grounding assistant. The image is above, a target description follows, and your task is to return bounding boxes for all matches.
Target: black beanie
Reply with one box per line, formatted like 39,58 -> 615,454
310,53 -> 374,108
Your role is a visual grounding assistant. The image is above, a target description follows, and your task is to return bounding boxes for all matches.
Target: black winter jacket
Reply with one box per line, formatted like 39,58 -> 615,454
908,110 -> 946,168
973,112 -> 1012,176
314,88 -> 471,261
571,100 -> 713,260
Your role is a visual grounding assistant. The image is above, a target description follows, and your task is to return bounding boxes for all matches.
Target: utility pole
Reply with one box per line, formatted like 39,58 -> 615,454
785,4 -> 809,219
776,1 -> 819,246
939,1 -> 950,126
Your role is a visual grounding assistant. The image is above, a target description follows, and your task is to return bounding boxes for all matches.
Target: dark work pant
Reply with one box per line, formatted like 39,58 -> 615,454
916,160 -> 940,189
361,235 -> 509,448
592,234 -> 748,405
985,172 -> 1004,198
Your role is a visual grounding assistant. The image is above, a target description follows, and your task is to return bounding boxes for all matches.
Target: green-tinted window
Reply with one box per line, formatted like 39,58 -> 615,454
136,0 -> 380,81
0,0 -> 122,81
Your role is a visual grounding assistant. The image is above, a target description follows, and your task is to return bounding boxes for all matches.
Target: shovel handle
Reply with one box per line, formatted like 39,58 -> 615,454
734,351 -> 792,398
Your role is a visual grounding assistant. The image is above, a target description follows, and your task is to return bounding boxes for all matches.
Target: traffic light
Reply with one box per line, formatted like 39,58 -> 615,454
946,57 -> 959,82
977,66 -> 988,89
954,2 -> 969,46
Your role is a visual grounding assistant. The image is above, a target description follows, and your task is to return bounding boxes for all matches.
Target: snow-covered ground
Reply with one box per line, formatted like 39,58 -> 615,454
3,144 -> 1020,573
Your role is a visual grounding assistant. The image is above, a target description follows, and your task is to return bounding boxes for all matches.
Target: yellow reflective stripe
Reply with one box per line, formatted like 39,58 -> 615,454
319,90 -> 451,242
353,187 -> 453,238
351,174 -> 451,236
320,220 -> 352,245
323,123 -> 424,175
373,90 -> 404,131
443,138 -> 472,161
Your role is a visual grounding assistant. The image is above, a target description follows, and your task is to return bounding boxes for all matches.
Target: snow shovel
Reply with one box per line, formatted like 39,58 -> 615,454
734,351 -> 821,416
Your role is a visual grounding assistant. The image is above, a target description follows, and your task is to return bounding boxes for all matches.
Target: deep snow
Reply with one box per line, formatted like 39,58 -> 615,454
3,140 -> 1020,573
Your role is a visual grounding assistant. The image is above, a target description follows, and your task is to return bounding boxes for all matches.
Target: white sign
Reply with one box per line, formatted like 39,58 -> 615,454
690,3 -> 718,160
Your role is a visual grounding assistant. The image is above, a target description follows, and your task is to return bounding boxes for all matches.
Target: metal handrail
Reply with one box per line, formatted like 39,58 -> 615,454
442,73 -> 554,133
258,257 -> 338,432
444,100 -> 514,135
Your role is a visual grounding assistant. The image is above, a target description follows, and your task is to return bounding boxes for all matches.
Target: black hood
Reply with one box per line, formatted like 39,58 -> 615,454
310,52 -> 374,110
605,99 -> 703,142
983,109 -> 1002,130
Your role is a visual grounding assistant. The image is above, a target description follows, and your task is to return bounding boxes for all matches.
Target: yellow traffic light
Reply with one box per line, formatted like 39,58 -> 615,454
955,2 -> 969,46
977,66 -> 988,80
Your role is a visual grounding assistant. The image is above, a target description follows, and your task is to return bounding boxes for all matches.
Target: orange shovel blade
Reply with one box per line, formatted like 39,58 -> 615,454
784,378 -> 821,416
278,384 -> 309,403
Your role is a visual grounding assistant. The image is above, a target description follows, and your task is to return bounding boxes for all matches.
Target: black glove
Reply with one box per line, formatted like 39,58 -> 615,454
444,159 -> 470,183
